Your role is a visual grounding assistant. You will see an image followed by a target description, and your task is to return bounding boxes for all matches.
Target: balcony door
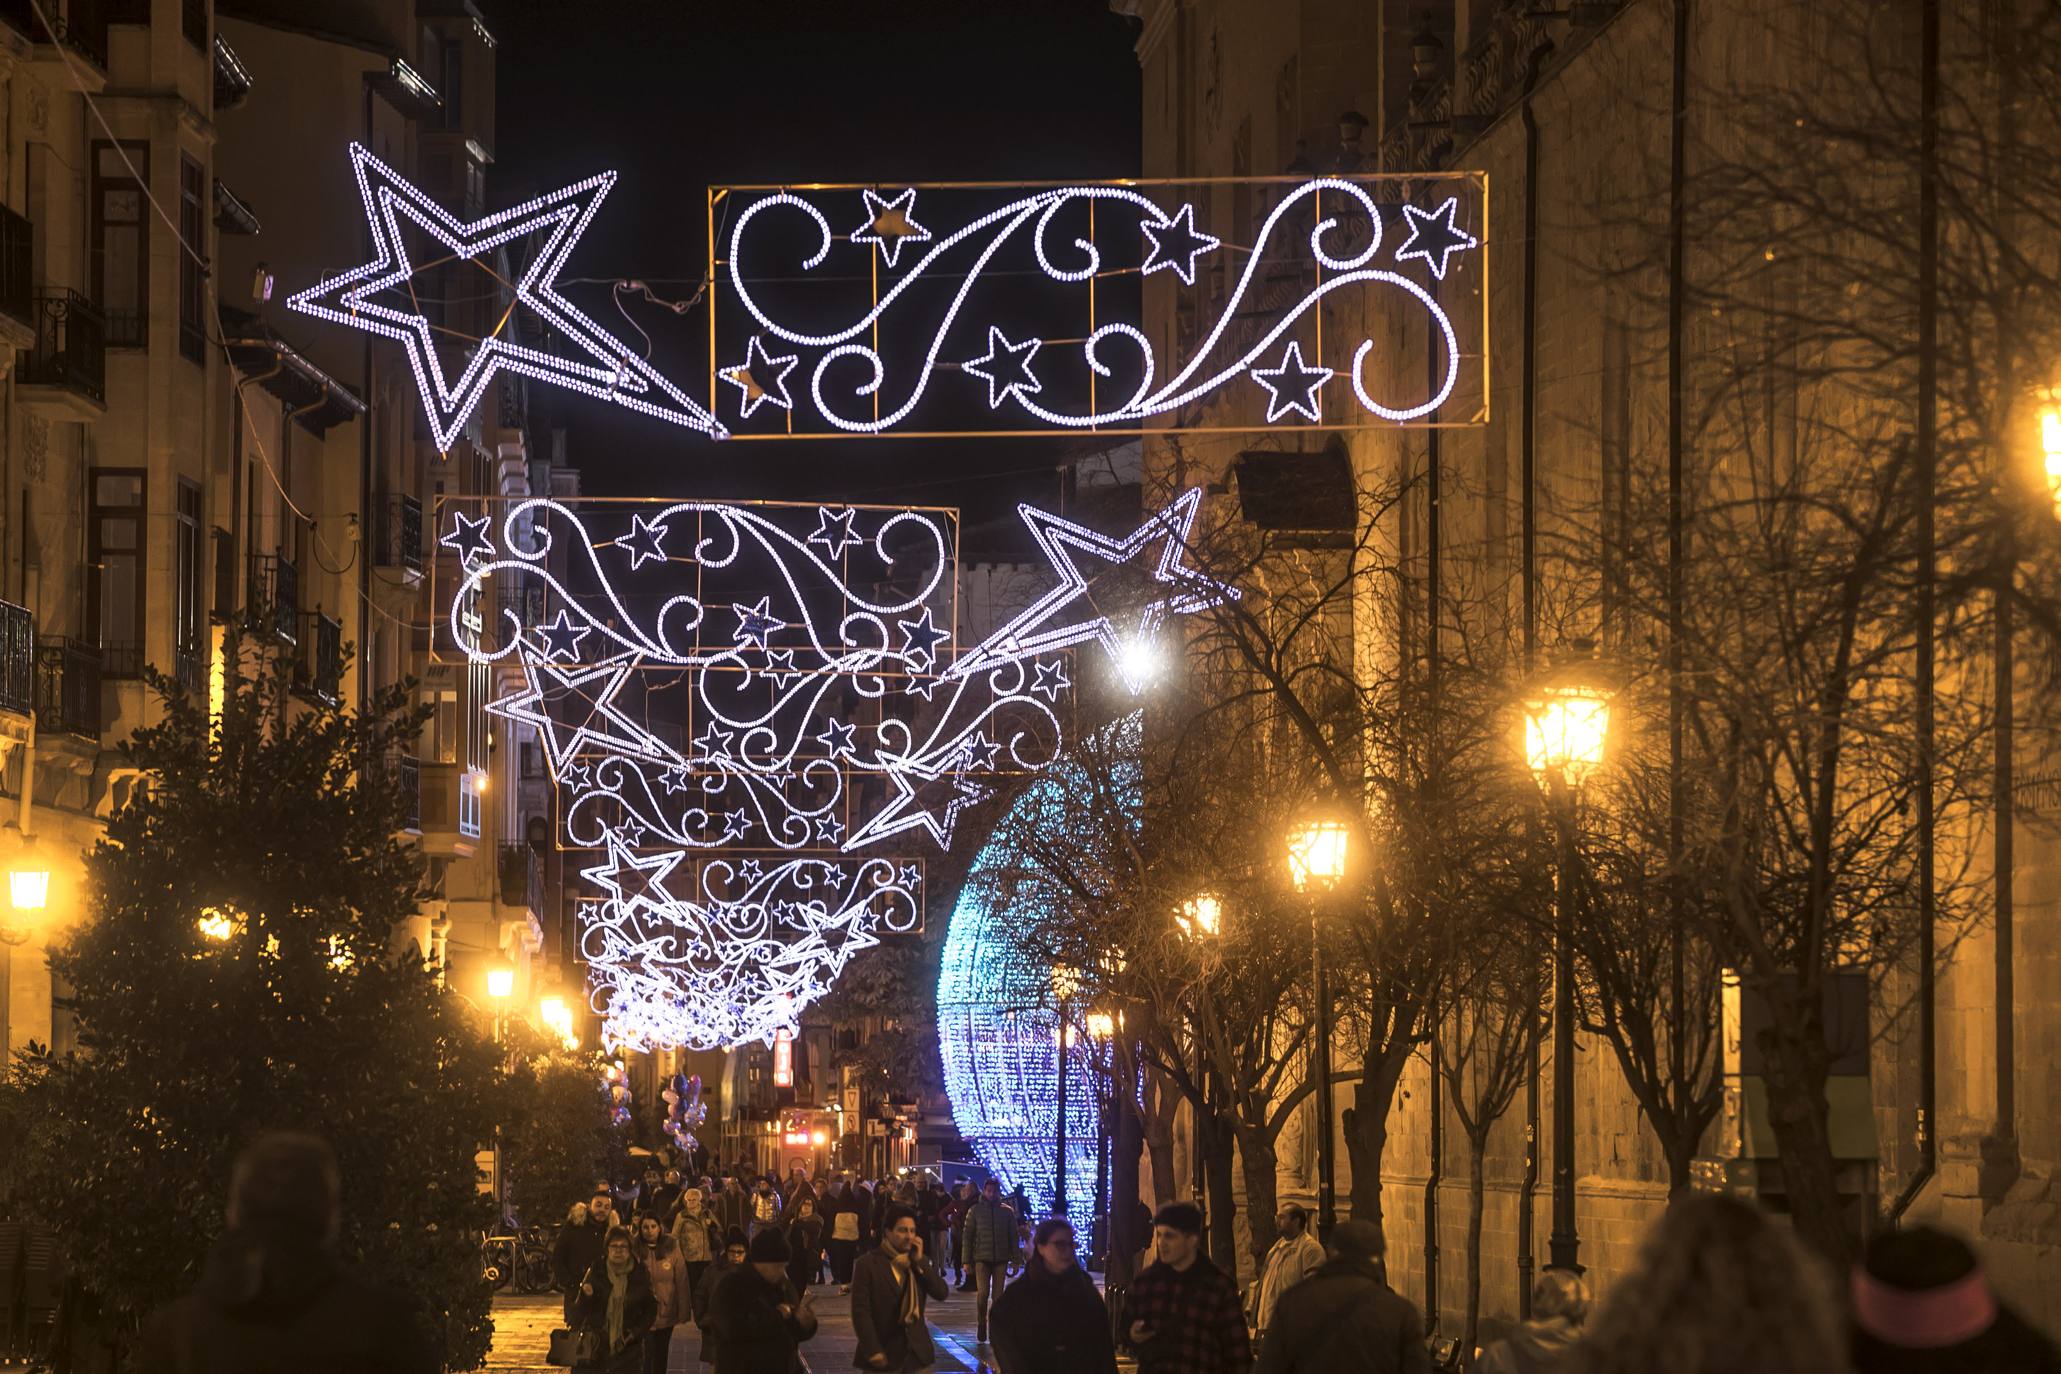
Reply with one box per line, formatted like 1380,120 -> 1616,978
88,469 -> 145,677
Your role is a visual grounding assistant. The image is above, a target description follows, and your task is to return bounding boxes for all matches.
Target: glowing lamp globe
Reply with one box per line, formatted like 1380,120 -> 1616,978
1287,820 -> 1350,892
2042,394 -> 2061,518
9,865 -> 49,914
1176,894 -> 1223,941
1085,1011 -> 1118,1040
196,909 -> 236,941
1523,681 -> 1612,790
486,964 -> 516,1000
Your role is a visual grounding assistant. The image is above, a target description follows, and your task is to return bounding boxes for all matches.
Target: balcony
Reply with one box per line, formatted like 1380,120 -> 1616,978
298,612 -> 343,703
375,494 -> 425,578
16,288 -> 106,419
498,843 -> 544,920
246,554 -> 299,646
3,0 -> 109,80
35,637 -> 101,739
0,600 -> 32,717
100,640 -> 141,679
173,638 -> 204,699
388,752 -> 422,834
213,35 -> 252,110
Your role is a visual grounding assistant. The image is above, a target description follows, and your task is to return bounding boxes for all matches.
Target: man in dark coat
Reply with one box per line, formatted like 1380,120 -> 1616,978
1123,1202 -> 1251,1374
134,1133 -> 437,1374
709,1229 -> 818,1374
989,1217 -> 1118,1374
555,1187 -> 620,1322
1254,1220 -> 1429,1374
850,1205 -> 950,1372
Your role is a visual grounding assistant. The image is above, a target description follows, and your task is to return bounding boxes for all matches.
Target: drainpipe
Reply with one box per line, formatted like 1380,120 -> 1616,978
1888,0 -> 1939,1229
1423,273 -> 1443,1333
1516,34 -> 1554,1306
1667,0 -> 1692,1194
1423,1015 -> 1441,1330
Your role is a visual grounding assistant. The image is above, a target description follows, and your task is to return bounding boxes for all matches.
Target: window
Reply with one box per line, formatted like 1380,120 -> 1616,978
179,158 -> 205,363
175,481 -> 202,669
92,142 -> 149,348
439,35 -> 463,130
429,684 -> 460,764
89,470 -> 146,677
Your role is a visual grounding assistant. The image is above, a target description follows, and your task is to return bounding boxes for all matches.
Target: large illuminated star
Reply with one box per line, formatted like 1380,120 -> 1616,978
846,765 -> 992,851
580,832 -> 689,917
946,488 -> 1238,693
851,188 -> 932,267
287,142 -> 724,451
488,651 -> 685,773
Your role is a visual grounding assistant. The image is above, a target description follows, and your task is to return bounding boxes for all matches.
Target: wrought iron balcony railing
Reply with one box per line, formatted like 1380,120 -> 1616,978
388,752 -> 422,833
0,599 -> 32,717
498,843 -> 545,919
173,637 -> 205,698
246,553 -> 300,646
299,612 -> 343,702
35,636 -> 101,738
375,494 -> 424,575
17,288 -> 106,405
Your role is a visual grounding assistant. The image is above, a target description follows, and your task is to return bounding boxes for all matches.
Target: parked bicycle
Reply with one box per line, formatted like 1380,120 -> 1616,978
481,1225 -> 554,1294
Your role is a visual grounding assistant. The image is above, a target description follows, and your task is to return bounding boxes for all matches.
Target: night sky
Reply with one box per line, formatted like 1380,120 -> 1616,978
489,0 -> 1143,548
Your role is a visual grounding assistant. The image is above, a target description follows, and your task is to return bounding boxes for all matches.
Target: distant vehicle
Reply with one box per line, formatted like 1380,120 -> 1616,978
932,1160 -> 992,1192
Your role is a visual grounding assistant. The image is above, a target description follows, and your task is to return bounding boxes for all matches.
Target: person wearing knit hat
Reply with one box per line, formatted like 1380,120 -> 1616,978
1253,1218 -> 1427,1374
1851,1226 -> 2061,1374
1123,1199 -> 1251,1374
694,1230 -> 750,1368
708,1225 -> 816,1373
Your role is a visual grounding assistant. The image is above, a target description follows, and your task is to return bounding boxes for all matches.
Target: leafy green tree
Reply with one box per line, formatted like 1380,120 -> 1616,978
503,1034 -> 629,1229
0,646 -> 502,1368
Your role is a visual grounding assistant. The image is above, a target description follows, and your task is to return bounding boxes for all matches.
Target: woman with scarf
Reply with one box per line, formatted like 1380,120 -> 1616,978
989,1218 -> 1118,1374
785,1195 -> 826,1293
573,1226 -> 657,1374
672,1188 -> 724,1317
637,1214 -> 695,1374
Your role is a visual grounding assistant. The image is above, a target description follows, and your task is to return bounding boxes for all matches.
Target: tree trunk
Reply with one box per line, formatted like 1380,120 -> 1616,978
1757,1009 -> 1850,1262
1204,1113 -> 1238,1272
1144,1068 -> 1178,1208
1236,1123 -> 1281,1273
1462,1136 -> 1487,1361
1345,1043 -> 1410,1229
1110,1079 -> 1146,1286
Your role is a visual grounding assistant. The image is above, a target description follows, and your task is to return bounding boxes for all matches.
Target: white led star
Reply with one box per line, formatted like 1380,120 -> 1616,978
287,142 -> 724,451
962,328 -> 1043,409
1141,201 -> 1221,286
851,188 -> 932,267
719,336 -> 799,418
1251,340 -> 1333,423
1395,197 -> 1478,281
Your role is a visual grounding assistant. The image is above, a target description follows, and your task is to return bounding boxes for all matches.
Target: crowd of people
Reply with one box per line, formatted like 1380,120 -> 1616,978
130,1132 -> 2061,1374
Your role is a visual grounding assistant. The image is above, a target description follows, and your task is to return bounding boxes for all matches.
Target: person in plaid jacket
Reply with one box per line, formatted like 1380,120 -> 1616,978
1123,1202 -> 1252,1374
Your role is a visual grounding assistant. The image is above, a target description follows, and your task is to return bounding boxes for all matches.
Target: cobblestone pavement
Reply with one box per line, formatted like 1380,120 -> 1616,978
486,1279 -> 1004,1374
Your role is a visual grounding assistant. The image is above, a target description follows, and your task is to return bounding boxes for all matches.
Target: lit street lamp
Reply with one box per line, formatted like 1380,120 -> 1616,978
1288,815 -> 1350,1243
2039,388 -> 2061,517
1522,652 -> 1614,1274
1085,1009 -> 1117,1272
3,830 -> 47,946
1050,961 -> 1082,1218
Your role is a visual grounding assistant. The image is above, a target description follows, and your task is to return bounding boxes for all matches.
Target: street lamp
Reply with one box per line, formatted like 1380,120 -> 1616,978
1287,814 -> 1350,1242
3,830 -> 47,946
1050,961 -> 1081,1219
1522,654 -> 1614,1274
2039,387 -> 2061,517
1085,1008 -> 1118,1273
1175,893 -> 1222,941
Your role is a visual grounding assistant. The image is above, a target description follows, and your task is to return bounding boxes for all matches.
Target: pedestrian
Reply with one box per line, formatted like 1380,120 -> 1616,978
1578,1193 -> 1845,1374
960,1177 -> 1022,1348
1251,1204 -> 1325,1347
940,1183 -> 971,1287
786,1196 -> 825,1294
1474,1269 -> 1586,1374
1123,1201 -> 1251,1374
651,1169 -> 686,1225
851,1204 -> 951,1374
637,1166 -> 666,1217
571,1226 -> 657,1374
133,1133 -> 435,1374
709,1229 -> 818,1374
696,1230 -> 750,1368
853,1178 -> 878,1254
637,1213 -> 694,1374
829,1183 -> 864,1290
674,1187 -> 724,1302
714,1175 -> 751,1238
556,1188 -> 620,1324
1252,1219 -> 1424,1374
918,1183 -> 948,1272
751,1178 -> 784,1236
1849,1224 -> 2061,1374
988,1217 -> 1119,1374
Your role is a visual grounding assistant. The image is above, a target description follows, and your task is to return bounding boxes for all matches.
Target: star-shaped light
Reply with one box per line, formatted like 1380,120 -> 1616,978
1141,202 -> 1220,286
1395,197 -> 1478,281
851,188 -> 932,267
962,327 -> 1042,409
946,488 -> 1238,694
488,650 -> 686,773
722,809 -> 753,840
617,512 -> 671,569
816,718 -> 857,757
739,858 -> 766,885
658,765 -> 696,796
816,816 -> 846,845
615,817 -> 649,847
897,608 -> 951,669
719,336 -> 799,419
846,765 -> 991,851
732,596 -> 785,650
760,648 -> 803,689
580,833 -> 688,917
440,510 -> 494,568
694,722 -> 736,762
1251,340 -> 1333,423
904,674 -> 940,701
287,143 -> 723,451
1031,659 -> 1071,702
808,507 -> 862,559
534,608 -> 592,662
558,759 -> 594,791
961,732 -> 1002,771
898,863 -> 922,887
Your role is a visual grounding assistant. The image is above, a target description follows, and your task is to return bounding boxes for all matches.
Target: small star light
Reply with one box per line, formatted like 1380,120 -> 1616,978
1141,202 -> 1221,286
963,328 -> 1043,409
1251,340 -> 1333,423
719,336 -> 799,419
851,188 -> 932,267
1394,197 -> 1479,281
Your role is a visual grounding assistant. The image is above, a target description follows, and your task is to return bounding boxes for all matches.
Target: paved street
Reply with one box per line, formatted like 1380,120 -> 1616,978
486,1281 -> 1004,1374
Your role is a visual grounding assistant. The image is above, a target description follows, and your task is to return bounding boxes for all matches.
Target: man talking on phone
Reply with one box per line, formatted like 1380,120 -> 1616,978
850,1204 -> 950,1374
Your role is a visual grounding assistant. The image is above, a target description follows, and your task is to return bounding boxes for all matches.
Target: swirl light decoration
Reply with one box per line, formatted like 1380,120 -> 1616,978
716,177 -> 1481,437
445,499 -> 1234,1051
936,714 -> 1139,1221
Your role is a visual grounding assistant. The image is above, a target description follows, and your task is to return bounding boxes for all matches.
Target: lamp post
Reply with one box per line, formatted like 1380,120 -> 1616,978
1287,817 -> 1350,1243
1085,1009 -> 1117,1271
1522,660 -> 1613,1274
1051,961 -> 1081,1219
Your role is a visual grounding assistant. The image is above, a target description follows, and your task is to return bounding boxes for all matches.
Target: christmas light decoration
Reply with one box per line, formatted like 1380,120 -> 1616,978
287,143 -> 726,451
936,714 -> 1138,1220
723,177 -> 1475,433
